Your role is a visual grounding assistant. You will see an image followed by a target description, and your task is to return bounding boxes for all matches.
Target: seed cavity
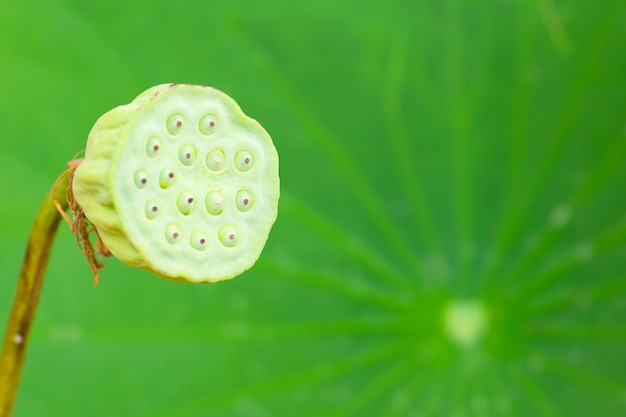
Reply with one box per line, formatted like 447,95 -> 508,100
235,190 -> 254,212
145,201 -> 159,220
178,145 -> 196,166
165,224 -> 181,244
205,190 -> 224,215
219,225 -> 239,247
234,150 -> 254,172
146,137 -> 162,158
159,169 -> 176,189
134,170 -> 149,189
199,114 -> 218,135
190,231 -> 208,251
206,148 -> 225,172
176,191 -> 196,215
166,114 -> 185,136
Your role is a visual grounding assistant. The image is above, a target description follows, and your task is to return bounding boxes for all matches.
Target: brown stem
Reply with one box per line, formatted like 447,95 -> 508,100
0,171 -> 70,417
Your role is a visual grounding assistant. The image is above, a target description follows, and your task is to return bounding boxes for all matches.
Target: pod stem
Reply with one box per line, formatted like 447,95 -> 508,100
0,170 -> 70,417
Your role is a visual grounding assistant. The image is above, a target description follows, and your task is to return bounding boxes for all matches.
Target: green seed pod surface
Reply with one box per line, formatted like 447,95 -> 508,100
72,84 -> 280,283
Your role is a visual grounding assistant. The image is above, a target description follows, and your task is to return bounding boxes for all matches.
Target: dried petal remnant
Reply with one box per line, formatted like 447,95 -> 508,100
53,154 -> 111,286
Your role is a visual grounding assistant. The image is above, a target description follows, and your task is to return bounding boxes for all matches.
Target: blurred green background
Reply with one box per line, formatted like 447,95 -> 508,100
1,0 -> 626,416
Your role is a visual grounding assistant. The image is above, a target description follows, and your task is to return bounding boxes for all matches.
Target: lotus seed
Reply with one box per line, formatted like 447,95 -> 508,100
134,171 -> 149,189
219,225 -> 239,247
166,114 -> 185,135
165,224 -> 181,244
159,169 -> 176,189
146,137 -> 161,158
235,190 -> 254,212
199,114 -> 218,135
190,231 -> 208,251
176,191 -> 196,215
145,201 -> 159,219
206,190 -> 224,215
206,149 -> 225,172
235,150 -> 254,172
178,145 -> 196,166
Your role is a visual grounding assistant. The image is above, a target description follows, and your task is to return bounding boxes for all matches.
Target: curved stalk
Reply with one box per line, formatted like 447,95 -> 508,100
0,171 -> 70,417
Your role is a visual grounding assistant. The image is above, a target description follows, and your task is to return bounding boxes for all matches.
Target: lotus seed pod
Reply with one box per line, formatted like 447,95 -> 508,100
72,84 -> 280,283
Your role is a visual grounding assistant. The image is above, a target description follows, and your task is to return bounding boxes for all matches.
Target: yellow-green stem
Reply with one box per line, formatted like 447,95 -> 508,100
0,171 -> 70,417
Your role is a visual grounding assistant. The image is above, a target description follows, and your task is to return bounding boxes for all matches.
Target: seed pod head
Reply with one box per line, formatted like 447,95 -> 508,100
72,84 -> 279,283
